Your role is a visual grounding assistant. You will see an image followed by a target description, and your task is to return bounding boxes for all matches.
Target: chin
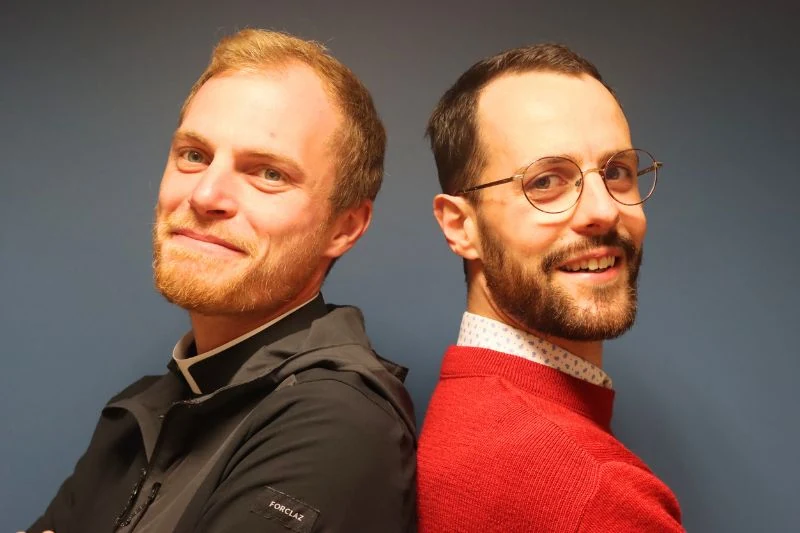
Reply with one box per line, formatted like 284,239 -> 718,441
531,283 -> 637,342
158,283 -> 261,316
575,300 -> 637,340
156,266 -> 247,311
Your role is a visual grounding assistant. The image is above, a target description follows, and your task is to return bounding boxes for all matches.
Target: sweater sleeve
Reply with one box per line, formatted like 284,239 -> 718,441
577,461 -> 684,532
191,375 -> 417,533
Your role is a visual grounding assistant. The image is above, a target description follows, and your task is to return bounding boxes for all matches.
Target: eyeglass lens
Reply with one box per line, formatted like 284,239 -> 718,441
521,148 -> 657,213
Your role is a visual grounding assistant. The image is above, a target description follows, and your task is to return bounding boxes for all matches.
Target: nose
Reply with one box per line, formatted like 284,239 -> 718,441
189,161 -> 238,219
570,169 -> 620,235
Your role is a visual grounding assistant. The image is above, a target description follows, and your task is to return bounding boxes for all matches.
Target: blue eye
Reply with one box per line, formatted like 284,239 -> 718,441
181,149 -> 206,164
261,168 -> 284,182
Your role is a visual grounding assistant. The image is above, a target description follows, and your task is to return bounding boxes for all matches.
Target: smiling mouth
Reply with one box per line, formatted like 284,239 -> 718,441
558,255 -> 618,274
171,230 -> 245,254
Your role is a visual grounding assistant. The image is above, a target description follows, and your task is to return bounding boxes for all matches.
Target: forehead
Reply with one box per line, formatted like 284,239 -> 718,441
181,65 -> 341,170
476,71 -> 631,168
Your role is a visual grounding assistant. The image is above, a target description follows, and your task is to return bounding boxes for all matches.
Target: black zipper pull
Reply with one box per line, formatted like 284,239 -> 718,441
113,479 -> 162,531
146,482 -> 162,505
113,468 -> 148,530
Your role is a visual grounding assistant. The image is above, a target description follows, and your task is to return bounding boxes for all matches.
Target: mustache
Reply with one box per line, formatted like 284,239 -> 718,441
155,212 -> 257,255
541,230 -> 639,273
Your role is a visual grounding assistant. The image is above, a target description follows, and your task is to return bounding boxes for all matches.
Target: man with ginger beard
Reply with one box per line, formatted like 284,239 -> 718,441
417,44 -> 684,532
26,29 -> 416,533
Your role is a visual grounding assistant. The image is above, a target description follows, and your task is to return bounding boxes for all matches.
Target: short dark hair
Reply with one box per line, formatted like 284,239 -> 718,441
427,43 -> 613,196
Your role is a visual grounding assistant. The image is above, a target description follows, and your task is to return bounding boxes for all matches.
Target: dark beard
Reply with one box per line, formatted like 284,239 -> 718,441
479,220 -> 642,341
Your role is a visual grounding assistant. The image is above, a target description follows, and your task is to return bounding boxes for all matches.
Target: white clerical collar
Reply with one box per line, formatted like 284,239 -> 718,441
456,311 -> 613,389
172,294 -> 319,394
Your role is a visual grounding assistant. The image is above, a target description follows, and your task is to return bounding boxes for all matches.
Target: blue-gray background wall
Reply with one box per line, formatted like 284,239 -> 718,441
2,1 -> 797,530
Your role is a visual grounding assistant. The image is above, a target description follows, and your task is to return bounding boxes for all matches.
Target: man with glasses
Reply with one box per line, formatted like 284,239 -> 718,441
417,44 -> 684,532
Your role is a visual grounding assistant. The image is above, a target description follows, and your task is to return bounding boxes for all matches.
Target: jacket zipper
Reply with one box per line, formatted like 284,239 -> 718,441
113,468 -> 148,529
112,402 -> 188,531
113,478 -> 162,530
111,383 -> 264,530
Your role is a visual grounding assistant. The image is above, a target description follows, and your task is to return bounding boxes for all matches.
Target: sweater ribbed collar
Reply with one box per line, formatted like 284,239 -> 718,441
456,312 -> 613,389
441,345 -> 615,430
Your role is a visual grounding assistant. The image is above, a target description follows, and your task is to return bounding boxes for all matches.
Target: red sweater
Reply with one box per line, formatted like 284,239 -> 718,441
418,346 -> 683,532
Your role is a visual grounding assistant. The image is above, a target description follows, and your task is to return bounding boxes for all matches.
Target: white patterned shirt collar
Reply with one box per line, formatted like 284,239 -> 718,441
456,312 -> 613,389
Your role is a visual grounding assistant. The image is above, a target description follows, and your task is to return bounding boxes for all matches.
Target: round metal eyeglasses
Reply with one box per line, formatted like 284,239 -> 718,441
457,148 -> 662,214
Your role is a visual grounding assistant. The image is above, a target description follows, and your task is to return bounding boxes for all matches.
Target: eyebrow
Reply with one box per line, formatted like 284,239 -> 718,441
172,129 -> 212,148
523,148 -> 634,170
172,129 -> 306,179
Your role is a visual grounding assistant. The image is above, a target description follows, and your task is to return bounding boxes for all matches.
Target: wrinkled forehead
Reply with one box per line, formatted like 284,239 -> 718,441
476,71 -> 631,169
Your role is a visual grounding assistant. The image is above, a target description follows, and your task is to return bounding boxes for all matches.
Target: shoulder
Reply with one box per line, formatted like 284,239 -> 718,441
297,366 -> 401,417
577,461 -> 683,532
421,373 -> 604,464
204,369 -> 416,533
271,366 -> 408,431
106,374 -> 163,404
419,373 -> 682,531
243,367 -> 414,463
419,377 -> 605,519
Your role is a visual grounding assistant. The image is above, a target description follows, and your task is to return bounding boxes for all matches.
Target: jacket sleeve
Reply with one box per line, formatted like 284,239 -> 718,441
26,415 -> 145,533
27,377 -> 158,533
191,376 -> 417,533
577,462 -> 684,532
27,470 -> 77,532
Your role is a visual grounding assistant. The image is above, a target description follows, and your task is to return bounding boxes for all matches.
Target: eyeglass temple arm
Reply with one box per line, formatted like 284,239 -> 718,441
638,161 -> 663,176
457,176 -> 519,195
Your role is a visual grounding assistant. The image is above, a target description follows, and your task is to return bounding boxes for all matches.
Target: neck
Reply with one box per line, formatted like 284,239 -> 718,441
188,286 -> 319,354
539,334 -> 603,368
466,282 -> 604,368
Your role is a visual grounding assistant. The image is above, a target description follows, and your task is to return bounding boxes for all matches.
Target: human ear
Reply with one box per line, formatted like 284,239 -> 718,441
323,200 -> 373,259
432,194 -> 481,260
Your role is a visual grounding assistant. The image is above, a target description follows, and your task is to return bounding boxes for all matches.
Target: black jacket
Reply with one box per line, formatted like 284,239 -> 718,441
29,296 -> 417,532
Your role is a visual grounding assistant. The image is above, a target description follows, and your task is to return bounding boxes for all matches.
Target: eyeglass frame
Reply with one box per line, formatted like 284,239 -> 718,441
455,148 -> 663,214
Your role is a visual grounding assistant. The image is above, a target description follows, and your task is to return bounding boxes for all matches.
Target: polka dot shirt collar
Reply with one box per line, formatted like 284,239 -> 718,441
456,312 -> 613,389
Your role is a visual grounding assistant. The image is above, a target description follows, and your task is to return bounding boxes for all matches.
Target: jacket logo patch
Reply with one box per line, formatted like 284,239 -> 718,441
251,485 -> 319,533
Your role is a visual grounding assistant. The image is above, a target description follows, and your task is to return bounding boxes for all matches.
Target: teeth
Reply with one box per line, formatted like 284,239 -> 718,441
562,255 -> 617,272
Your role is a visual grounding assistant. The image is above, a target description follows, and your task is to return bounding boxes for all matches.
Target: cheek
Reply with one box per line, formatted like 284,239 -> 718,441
157,171 -> 191,214
516,213 -> 565,253
246,197 -> 323,244
481,201 -> 564,258
501,219 -> 562,259
519,230 -> 560,258
622,208 -> 647,245
158,171 -> 181,212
